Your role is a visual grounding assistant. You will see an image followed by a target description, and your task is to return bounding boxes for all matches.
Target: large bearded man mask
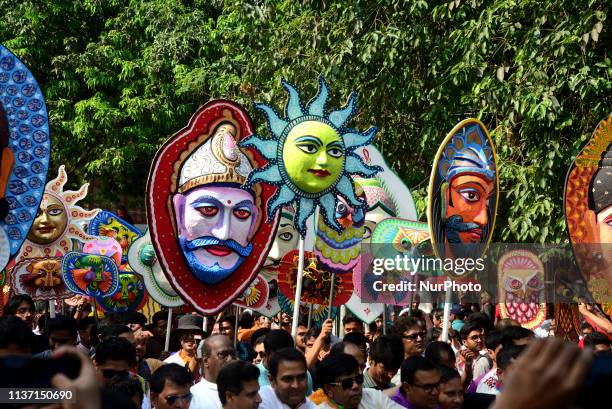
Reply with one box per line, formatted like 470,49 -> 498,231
147,101 -> 277,315
172,123 -> 261,284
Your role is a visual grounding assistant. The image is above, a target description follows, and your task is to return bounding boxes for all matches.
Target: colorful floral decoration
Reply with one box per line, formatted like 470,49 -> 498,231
241,76 -> 381,238
61,252 -> 119,298
16,165 -> 100,262
564,115 -> 612,308
128,231 -> 183,307
0,45 -> 52,272
96,270 -> 147,313
88,210 -> 141,265
10,256 -> 70,301
498,250 -> 547,330
146,100 -> 278,314
427,119 -> 499,276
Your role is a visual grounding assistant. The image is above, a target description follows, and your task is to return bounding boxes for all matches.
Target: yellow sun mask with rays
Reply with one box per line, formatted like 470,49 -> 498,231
17,166 -> 100,260
282,121 -> 344,194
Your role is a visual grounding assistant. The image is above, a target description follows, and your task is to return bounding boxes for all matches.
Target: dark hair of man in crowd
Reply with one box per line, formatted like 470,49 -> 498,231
47,316 -> 78,338
305,326 -> 321,340
392,315 -> 423,336
369,334 -> 404,371
0,315 -> 35,351
401,356 -> 438,384
152,310 -> 167,324
485,330 -> 503,351
105,374 -> 144,405
150,363 -> 192,394
100,324 -> 132,340
269,347 -> 307,378
459,321 -> 482,341
239,312 -> 255,329
217,360 -> 260,405
264,329 -> 294,353
343,331 -> 369,350
342,315 -> 361,326
424,341 -> 455,367
220,315 -> 235,327
77,316 -> 96,331
124,311 -> 147,327
584,332 -> 611,348
316,353 -> 359,385
424,327 -> 442,346
251,328 -> 270,346
3,294 -> 35,316
500,326 -> 533,348
497,344 -> 526,371
438,365 -> 461,384
95,336 -> 136,366
465,312 -> 492,332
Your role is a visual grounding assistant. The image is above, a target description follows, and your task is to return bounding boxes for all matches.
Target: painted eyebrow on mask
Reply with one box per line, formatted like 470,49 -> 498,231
326,140 -> 344,149
294,136 -> 323,147
190,195 -> 223,207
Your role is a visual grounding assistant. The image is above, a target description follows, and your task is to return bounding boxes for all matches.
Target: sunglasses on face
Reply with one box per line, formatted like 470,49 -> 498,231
102,369 -> 130,379
164,392 -> 192,406
329,374 -> 364,390
402,331 -> 426,341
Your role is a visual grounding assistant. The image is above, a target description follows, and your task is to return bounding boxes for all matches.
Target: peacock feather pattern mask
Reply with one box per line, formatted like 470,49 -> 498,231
241,76 -> 382,237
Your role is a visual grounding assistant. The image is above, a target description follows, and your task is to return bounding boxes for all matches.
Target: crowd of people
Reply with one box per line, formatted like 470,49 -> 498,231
1,294 -> 610,409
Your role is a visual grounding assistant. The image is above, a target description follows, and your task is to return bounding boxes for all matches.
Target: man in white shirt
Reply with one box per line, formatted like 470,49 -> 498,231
311,353 -> 402,409
190,335 -> 236,409
259,348 -> 315,409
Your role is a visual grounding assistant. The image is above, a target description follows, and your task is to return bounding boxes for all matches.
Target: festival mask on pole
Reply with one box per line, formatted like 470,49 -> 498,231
0,45 -> 52,271
147,100 -> 278,314
427,119 -> 499,276
315,186 -> 366,275
96,270 -> 147,313
128,231 -> 184,307
17,165 -> 100,261
241,76 -> 381,238
564,115 -> 612,309
497,249 -> 547,330
61,252 -> 119,299
88,210 -> 142,265
11,256 -> 70,301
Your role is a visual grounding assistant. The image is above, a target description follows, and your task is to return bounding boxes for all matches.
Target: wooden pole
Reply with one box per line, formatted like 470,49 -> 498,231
291,238 -> 306,337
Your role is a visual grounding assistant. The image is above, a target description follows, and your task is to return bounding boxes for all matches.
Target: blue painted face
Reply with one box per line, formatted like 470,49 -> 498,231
173,185 -> 259,284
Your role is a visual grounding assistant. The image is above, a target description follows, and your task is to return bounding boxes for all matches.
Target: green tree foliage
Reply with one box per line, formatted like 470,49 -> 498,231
0,0 -> 609,242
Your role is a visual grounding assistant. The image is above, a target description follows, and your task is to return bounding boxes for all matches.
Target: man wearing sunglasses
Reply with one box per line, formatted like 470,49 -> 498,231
392,356 -> 440,409
151,363 -> 193,409
191,334 -> 237,409
312,353 -> 402,409
93,336 -> 136,386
